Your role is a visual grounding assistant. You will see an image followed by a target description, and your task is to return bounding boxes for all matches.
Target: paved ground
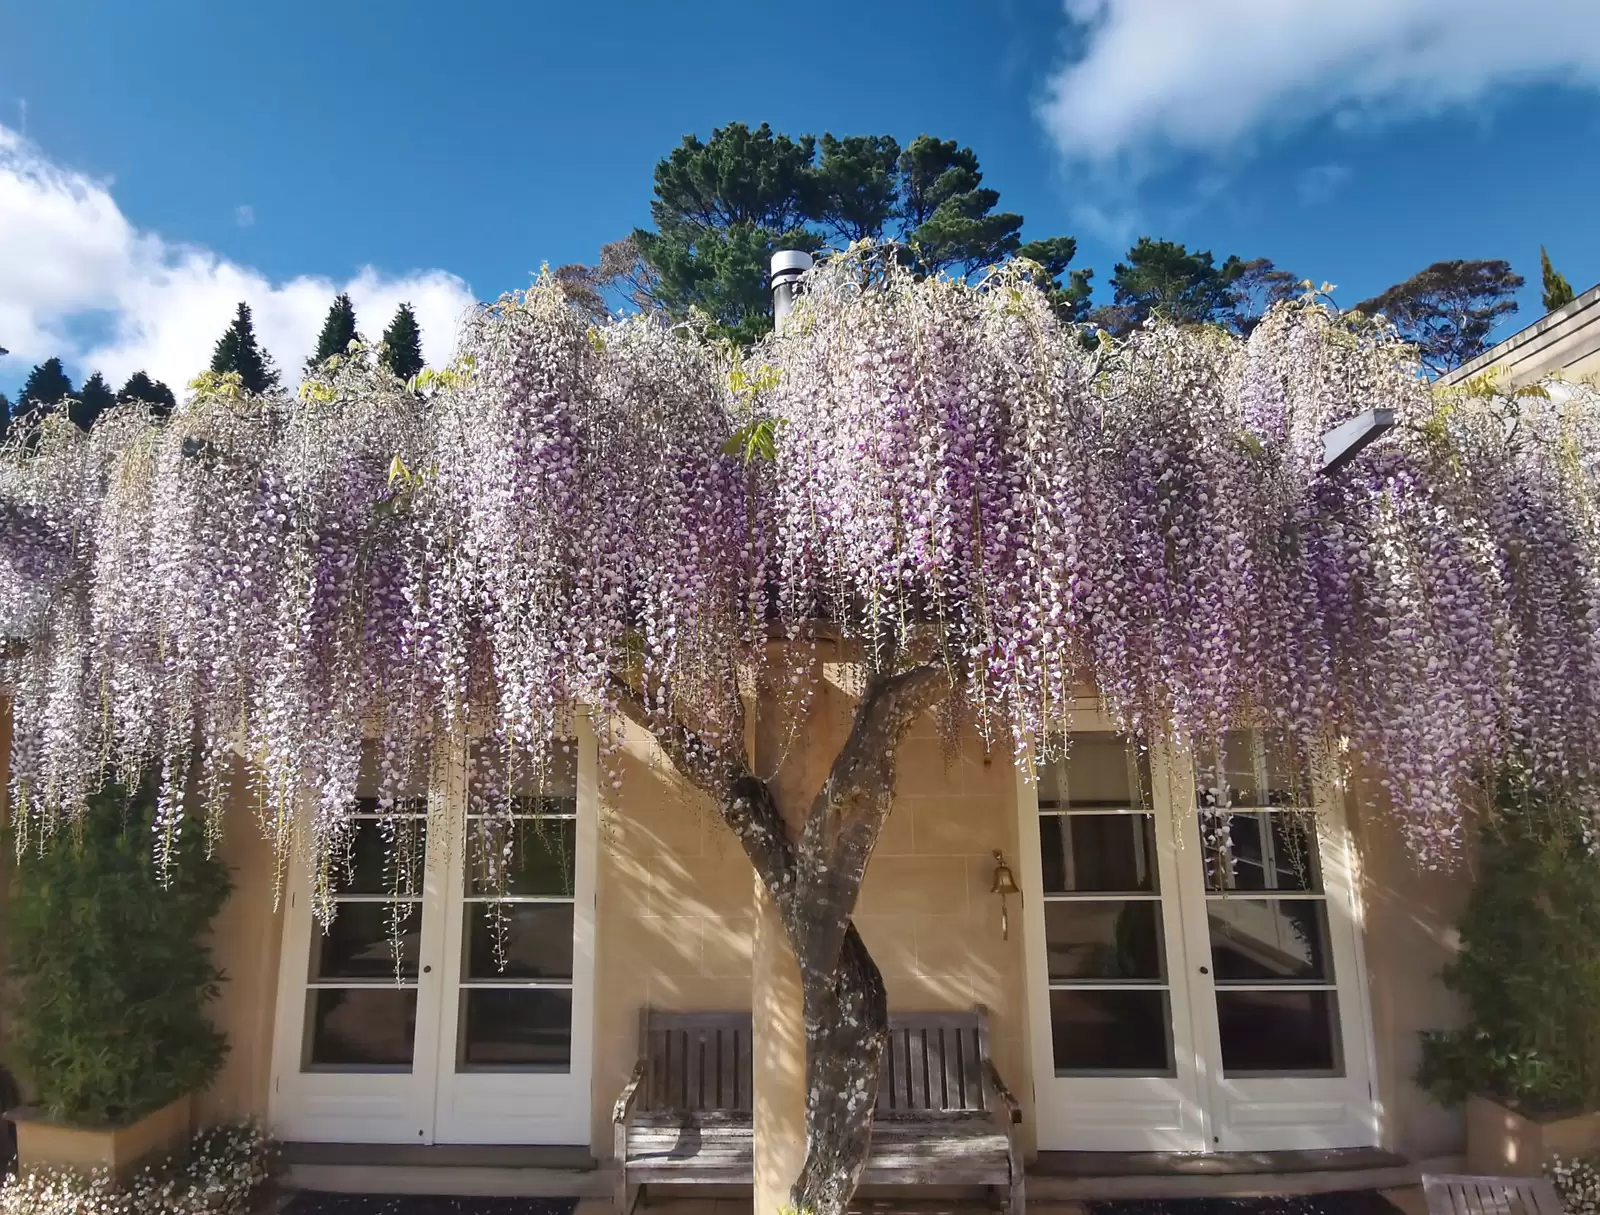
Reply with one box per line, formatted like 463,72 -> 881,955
273,1188 -> 1424,1215
280,1196 -> 579,1214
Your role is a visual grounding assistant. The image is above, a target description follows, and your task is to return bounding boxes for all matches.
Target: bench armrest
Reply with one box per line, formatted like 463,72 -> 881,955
984,1059 -> 1022,1126
613,1061 -> 646,1126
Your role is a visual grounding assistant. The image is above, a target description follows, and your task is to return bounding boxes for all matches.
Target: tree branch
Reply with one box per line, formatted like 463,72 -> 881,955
607,671 -> 745,796
607,672 -> 799,919
793,662 -> 951,974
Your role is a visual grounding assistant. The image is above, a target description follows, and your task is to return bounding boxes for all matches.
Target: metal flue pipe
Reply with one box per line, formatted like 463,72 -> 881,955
771,250 -> 813,326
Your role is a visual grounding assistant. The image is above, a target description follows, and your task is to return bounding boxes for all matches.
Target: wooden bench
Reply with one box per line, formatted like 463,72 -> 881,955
613,1007 -> 1023,1214
1423,1174 -> 1565,1215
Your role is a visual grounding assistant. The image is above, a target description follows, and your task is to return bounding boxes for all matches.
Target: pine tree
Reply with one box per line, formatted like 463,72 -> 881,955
117,371 -> 178,419
1091,239 -> 1247,336
70,371 -> 116,431
1355,260 -> 1525,376
210,302 -> 280,395
615,123 -> 1088,343
0,391 -> 10,439
308,293 -> 360,371
14,357 -> 75,431
1542,246 -> 1577,313
380,303 -> 425,381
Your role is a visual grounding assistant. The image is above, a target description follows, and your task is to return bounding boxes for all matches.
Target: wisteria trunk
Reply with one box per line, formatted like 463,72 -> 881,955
789,920 -> 890,1215
714,666 -> 949,1215
627,664 -> 948,1215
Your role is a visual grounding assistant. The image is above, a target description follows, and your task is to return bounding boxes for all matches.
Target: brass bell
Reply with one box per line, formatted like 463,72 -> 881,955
990,850 -> 1021,940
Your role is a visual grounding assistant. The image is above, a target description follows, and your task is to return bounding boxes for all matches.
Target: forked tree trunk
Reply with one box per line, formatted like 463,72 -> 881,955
623,663 -> 949,1215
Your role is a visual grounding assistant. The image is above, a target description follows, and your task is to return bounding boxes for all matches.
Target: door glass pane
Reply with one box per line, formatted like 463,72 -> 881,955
458,989 -> 573,1071
336,814 -> 427,896
459,737 -> 579,1076
1216,989 -> 1341,1074
1043,901 -> 1165,981
1050,989 -> 1174,1074
1206,812 -> 1319,892
1040,813 -> 1158,894
306,988 -> 418,1070
1195,730 -> 1307,808
301,740 -> 432,1074
1040,731 -> 1176,1079
311,903 -> 421,979
1208,899 -> 1330,982
467,819 -> 576,897
464,904 -> 575,981
1040,732 -> 1150,808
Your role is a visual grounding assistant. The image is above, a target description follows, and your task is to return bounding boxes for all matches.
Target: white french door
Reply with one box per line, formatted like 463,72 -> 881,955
1019,709 -> 1377,1153
1174,732 -> 1378,1151
270,726 -> 597,1146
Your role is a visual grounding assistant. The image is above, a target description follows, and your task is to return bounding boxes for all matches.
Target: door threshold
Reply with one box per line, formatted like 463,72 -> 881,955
283,1142 -> 597,1170
1030,1150 -> 1416,1202
282,1142 -> 607,1198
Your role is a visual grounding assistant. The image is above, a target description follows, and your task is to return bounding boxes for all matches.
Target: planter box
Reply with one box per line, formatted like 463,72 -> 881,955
1467,1094 -> 1600,1176
7,1093 -> 193,1181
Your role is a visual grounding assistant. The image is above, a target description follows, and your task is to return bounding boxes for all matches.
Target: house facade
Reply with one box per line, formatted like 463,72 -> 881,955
47,664 -> 1472,1184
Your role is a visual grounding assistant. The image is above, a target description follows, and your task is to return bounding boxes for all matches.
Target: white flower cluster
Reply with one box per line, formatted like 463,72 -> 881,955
1549,1154 -> 1600,1215
0,1123 -> 277,1215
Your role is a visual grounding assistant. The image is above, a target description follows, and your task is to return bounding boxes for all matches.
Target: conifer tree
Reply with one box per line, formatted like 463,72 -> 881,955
70,371 -> 116,430
13,357 -> 75,432
1542,246 -> 1577,313
209,303 -> 280,395
117,371 -> 178,418
380,303 -> 425,381
308,293 -> 360,371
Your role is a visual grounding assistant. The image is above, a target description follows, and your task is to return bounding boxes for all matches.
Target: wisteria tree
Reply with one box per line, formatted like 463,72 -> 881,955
3,248 -> 1600,1214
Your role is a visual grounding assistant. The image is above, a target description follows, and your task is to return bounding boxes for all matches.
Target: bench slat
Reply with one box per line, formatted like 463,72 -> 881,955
621,1006 -> 1019,1215
1424,1174 -> 1566,1215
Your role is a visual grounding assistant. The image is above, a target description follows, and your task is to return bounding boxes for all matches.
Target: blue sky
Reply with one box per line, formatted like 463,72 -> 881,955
2,0 -> 1599,394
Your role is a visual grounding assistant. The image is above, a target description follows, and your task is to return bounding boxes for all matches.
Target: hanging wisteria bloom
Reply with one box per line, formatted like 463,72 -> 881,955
2,248 -> 1598,888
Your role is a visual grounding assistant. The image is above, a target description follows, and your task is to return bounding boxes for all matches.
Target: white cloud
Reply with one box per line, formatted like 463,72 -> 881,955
234,204 -> 254,228
1038,0 -> 1600,169
0,125 -> 475,393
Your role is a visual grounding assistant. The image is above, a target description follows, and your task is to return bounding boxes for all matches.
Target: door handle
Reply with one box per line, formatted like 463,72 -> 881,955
1198,965 -> 1210,975
423,965 -> 432,974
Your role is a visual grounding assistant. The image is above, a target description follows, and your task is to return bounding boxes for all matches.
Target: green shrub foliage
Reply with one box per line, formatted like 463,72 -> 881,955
7,773 -> 232,1125
1419,771 -> 1600,1116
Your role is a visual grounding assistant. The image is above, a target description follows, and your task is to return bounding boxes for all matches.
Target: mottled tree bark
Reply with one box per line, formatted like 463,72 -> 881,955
615,663 -> 950,1215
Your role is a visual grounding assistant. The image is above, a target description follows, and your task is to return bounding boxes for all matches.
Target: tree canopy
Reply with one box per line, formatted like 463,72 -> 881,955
69,371 -> 117,431
1542,246 -> 1577,313
1355,259 -> 1524,376
610,123 -> 1090,342
118,371 -> 178,418
209,302 -> 280,395
1090,239 -> 1298,337
308,293 -> 360,371
14,357 -> 74,431
380,303 -> 425,381
2,249 -> 1597,883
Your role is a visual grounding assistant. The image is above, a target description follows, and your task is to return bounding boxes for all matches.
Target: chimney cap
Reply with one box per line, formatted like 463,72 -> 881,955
771,250 -> 814,280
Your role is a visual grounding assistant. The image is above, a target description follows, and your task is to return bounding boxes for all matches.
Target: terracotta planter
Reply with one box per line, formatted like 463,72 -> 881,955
1467,1094 -> 1600,1176
7,1093 -> 193,1180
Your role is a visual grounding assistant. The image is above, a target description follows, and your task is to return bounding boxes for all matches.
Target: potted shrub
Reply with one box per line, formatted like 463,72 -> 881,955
4,770 -> 231,1179
1419,768 -> 1600,1175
